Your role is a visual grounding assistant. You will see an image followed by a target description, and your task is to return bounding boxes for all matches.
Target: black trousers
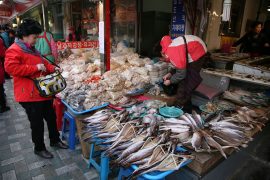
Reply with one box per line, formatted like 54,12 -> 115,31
174,58 -> 205,112
20,100 -> 60,151
1,58 -> 10,79
0,84 -> 6,109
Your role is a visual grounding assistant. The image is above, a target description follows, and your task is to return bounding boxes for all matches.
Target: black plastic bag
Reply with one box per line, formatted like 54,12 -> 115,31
161,83 -> 178,96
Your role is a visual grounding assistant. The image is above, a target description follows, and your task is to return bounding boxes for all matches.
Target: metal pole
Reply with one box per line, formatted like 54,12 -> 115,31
42,1 -> 46,31
256,0 -> 262,20
104,0 -> 110,71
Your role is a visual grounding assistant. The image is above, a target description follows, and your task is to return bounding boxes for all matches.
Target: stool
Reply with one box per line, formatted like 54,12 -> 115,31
61,111 -> 77,150
88,144 -> 110,180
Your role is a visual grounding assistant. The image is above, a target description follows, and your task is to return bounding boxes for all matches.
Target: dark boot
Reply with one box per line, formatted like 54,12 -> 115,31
50,140 -> 68,149
0,106 -> 10,113
34,149 -> 54,159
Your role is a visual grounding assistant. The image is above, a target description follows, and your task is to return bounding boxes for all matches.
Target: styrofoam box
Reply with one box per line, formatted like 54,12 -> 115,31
200,71 -> 230,92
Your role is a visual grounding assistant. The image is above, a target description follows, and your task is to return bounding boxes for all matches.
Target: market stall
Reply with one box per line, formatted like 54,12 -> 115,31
47,0 -> 270,177
77,89 -> 270,179
54,45 -> 270,179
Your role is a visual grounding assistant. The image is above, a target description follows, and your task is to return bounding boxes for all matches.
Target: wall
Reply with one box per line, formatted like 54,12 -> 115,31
143,0 -> 172,12
240,0 -> 261,36
205,0 -> 223,51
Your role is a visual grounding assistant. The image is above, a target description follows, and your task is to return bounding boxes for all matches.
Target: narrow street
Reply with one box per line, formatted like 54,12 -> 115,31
0,80 -> 99,180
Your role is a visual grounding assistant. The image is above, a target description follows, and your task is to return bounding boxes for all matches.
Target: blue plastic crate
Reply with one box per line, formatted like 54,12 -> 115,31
61,100 -> 109,115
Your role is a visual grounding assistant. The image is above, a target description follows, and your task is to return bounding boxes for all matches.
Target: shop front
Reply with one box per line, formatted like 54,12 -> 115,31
53,0 -> 270,179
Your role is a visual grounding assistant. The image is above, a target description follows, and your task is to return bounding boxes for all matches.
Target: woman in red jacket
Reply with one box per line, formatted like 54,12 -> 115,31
0,36 -> 10,113
5,19 -> 67,159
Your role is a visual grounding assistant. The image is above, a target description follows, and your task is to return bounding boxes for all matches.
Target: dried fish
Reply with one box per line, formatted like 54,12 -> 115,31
191,131 -> 202,151
200,130 -> 227,159
133,154 -> 194,176
130,143 -> 172,177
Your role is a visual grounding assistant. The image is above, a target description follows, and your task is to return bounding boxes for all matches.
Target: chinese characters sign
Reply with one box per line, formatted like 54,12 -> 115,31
56,41 -> 99,50
171,0 -> 185,39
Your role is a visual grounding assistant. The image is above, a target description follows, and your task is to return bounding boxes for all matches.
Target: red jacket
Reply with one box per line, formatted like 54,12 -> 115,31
5,43 -> 56,102
160,35 -> 207,69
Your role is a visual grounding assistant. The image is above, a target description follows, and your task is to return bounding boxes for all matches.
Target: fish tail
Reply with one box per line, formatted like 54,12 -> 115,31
131,167 -> 149,178
221,150 -> 227,159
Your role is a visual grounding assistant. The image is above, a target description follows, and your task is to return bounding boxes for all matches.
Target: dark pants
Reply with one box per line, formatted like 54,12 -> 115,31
20,100 -> 60,151
1,57 -> 10,79
0,84 -> 6,109
175,57 -> 205,110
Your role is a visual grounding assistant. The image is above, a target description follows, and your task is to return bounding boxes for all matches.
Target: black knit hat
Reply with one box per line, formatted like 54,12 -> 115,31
16,18 -> 42,38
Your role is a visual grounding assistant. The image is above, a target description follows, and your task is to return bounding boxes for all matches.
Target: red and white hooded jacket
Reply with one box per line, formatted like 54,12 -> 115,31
160,35 -> 207,69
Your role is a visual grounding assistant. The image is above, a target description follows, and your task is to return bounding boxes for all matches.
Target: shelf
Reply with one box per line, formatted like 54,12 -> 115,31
203,69 -> 270,87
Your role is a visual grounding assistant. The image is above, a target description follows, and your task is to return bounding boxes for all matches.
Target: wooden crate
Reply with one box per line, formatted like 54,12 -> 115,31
72,113 -> 95,159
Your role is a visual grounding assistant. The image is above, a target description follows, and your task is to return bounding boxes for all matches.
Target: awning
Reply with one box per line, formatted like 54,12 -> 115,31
0,0 -> 42,22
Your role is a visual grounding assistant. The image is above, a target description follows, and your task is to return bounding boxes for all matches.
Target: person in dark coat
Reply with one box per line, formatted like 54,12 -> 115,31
0,36 -> 10,113
232,21 -> 264,57
261,20 -> 270,55
160,35 -> 207,112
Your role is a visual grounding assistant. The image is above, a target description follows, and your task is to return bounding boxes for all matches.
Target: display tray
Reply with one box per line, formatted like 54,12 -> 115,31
130,146 -> 192,179
211,53 -> 250,62
61,100 -> 109,115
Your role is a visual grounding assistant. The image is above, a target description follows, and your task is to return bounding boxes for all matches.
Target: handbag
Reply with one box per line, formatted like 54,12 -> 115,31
31,56 -> 67,97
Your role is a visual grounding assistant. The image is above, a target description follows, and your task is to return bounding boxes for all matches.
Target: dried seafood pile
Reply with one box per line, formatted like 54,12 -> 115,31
163,106 -> 269,158
57,51 -> 103,110
81,108 -> 194,177
223,89 -> 270,107
57,48 -> 167,109
81,100 -> 269,164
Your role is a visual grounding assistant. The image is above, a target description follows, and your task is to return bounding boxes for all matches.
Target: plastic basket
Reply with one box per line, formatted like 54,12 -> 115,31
159,106 -> 183,118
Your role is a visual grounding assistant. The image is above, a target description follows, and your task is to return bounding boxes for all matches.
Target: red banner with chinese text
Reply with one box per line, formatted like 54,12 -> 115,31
56,41 -> 99,50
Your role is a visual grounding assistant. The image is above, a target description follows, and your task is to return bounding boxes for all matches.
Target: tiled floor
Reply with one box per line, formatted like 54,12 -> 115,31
0,80 -> 99,180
